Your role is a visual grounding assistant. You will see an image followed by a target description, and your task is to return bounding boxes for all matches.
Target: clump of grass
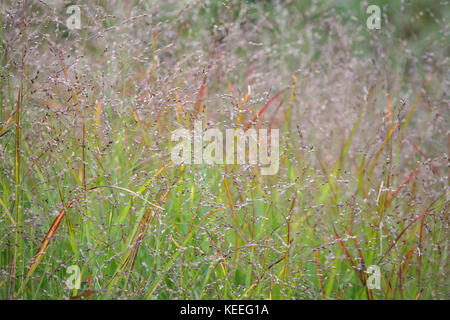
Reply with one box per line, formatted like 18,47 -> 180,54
0,0 -> 448,300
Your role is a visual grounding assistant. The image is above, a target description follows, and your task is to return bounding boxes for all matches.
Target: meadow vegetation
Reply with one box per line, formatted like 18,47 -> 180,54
0,0 -> 448,299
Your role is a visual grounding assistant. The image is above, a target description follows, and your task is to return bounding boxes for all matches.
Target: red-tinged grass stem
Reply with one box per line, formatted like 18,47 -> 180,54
385,169 -> 420,208
378,199 -> 440,264
315,249 -> 325,299
245,89 -> 286,131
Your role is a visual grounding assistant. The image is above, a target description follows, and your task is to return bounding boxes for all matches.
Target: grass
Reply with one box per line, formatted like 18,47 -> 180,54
0,0 -> 449,300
